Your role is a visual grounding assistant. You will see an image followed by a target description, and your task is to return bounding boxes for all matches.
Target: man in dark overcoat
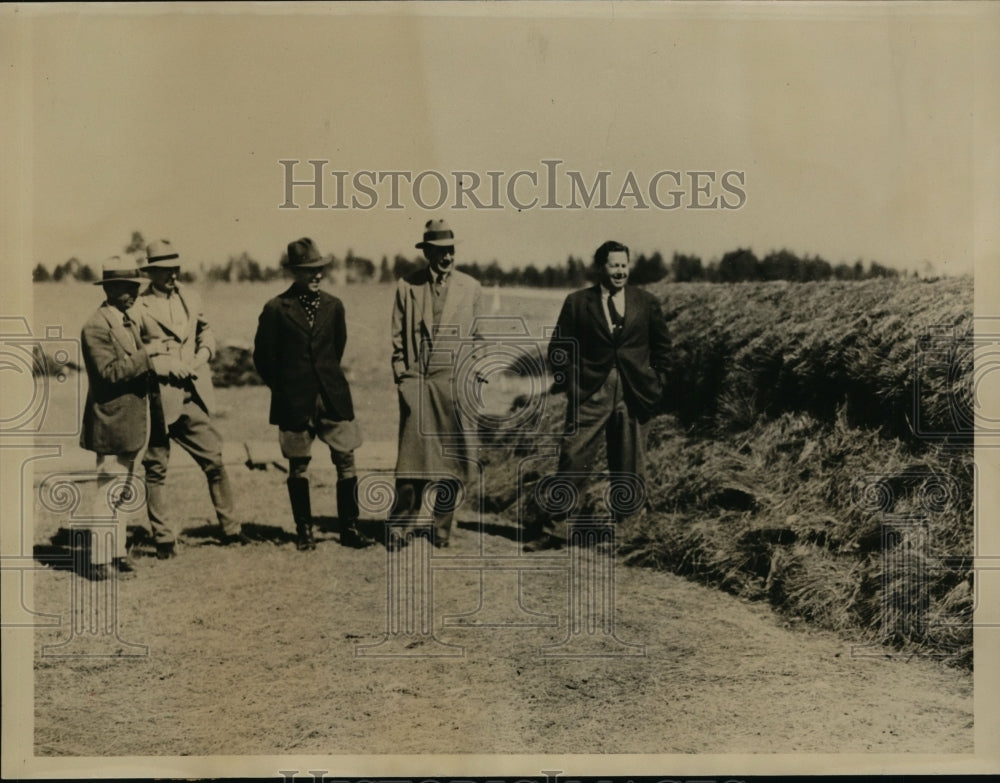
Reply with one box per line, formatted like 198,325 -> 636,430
80,259 -> 168,578
528,239 -> 670,550
253,237 -> 365,550
389,219 -> 483,548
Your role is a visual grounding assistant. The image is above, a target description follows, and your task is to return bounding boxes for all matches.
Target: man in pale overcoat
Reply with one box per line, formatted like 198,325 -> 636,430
389,219 -> 482,548
80,259 -> 167,578
133,240 -> 248,557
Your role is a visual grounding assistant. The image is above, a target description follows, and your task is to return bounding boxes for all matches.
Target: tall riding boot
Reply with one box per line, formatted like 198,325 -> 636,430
336,476 -> 369,548
287,476 -> 315,551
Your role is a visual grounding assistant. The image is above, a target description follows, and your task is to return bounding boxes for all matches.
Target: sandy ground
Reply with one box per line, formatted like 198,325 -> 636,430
31,463 -> 972,757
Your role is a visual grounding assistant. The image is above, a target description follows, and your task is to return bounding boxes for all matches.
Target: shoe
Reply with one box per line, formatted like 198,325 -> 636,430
386,528 -> 409,551
155,542 -> 176,560
89,563 -> 110,581
340,523 -> 373,549
523,532 -> 564,552
219,529 -> 252,546
295,531 -> 316,552
431,527 -> 450,549
113,556 -> 137,573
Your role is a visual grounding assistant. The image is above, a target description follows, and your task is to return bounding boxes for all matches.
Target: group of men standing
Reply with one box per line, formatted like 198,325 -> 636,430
77,219 -> 669,577
80,243 -> 247,579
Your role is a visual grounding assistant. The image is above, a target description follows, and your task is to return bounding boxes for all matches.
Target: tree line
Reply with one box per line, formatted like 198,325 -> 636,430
33,232 -> 917,286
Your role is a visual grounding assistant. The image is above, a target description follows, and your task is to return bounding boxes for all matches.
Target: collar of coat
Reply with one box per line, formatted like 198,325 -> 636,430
98,302 -> 142,354
586,283 -> 637,340
277,285 -> 337,334
404,266 -> 476,338
137,283 -> 193,340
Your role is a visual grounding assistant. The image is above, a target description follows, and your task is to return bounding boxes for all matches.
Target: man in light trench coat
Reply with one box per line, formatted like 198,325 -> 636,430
389,219 -> 483,548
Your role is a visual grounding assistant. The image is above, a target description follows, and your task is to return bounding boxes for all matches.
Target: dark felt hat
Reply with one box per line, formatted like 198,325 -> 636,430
283,237 -> 330,268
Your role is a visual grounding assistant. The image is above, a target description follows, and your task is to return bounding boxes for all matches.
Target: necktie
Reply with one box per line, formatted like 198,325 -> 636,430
434,273 -> 447,296
121,313 -> 133,329
607,292 -> 624,336
298,292 -> 320,327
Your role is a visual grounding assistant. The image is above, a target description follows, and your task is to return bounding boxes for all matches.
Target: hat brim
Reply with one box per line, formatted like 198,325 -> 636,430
94,277 -> 144,286
141,260 -> 183,269
416,239 -> 460,249
283,258 -> 332,269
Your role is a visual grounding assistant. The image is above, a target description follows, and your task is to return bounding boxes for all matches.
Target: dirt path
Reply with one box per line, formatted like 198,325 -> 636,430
32,465 -> 972,756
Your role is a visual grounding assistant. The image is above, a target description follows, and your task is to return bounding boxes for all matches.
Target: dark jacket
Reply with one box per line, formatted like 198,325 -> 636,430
548,284 -> 669,421
253,286 -> 355,428
80,304 -> 155,454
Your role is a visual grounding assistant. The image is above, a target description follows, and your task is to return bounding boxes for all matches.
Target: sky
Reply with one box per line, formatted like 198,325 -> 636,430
8,2 -> 1000,276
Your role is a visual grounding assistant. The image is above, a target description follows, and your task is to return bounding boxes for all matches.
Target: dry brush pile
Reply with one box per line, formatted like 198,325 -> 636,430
481,277 -> 974,668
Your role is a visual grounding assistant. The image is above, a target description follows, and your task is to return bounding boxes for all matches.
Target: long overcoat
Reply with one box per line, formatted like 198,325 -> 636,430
390,266 -> 482,478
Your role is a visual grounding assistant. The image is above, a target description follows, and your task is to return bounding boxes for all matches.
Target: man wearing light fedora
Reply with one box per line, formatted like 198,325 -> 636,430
134,239 -> 249,558
388,219 -> 483,548
80,259 -> 170,579
253,237 -> 366,551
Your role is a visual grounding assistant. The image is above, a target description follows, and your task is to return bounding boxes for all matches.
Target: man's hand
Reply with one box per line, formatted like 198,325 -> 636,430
144,338 -> 169,357
169,360 -> 193,381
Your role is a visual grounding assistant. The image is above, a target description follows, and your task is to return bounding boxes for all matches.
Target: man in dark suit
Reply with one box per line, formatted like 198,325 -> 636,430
80,259 -> 168,578
134,239 -> 250,558
253,237 -> 366,551
527,239 -> 669,551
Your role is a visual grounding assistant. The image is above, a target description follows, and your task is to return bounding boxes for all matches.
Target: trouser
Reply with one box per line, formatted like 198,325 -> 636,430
278,410 -> 362,480
90,451 -> 141,564
390,477 -> 461,532
142,396 -> 238,543
555,367 -> 649,522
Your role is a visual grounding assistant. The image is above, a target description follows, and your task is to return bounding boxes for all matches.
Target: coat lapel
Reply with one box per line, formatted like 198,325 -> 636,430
100,306 -> 138,354
175,287 -> 196,343
620,286 -> 640,338
140,288 -> 184,339
586,285 -> 613,341
280,287 -> 312,335
414,268 -> 434,340
438,273 -> 462,332
312,292 -> 334,334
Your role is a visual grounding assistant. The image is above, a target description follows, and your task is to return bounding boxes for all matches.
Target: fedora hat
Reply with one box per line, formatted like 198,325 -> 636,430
283,237 -> 330,269
94,256 -> 145,285
142,239 -> 182,269
415,218 -> 459,249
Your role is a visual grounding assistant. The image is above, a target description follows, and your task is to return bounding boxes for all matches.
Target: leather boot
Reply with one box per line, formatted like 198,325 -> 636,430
287,477 -> 315,551
337,477 -> 371,548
